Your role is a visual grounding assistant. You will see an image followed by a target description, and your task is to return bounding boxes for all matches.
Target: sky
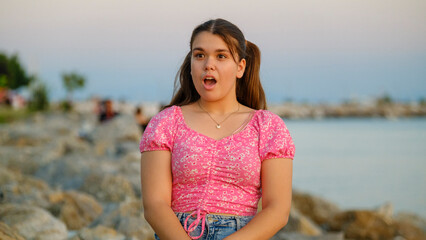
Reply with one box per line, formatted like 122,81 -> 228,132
1,0 -> 425,104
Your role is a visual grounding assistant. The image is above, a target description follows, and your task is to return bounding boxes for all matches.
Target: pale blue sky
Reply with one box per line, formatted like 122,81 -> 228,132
1,0 -> 425,103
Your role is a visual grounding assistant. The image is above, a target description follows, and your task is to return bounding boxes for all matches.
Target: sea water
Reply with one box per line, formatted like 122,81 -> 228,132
285,117 -> 426,217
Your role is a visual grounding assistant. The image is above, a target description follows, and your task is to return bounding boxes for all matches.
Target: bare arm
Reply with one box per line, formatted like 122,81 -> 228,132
224,158 -> 293,240
141,151 -> 191,240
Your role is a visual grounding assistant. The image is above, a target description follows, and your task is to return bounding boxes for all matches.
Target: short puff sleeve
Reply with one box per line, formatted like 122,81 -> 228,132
139,106 -> 178,153
258,110 -> 295,161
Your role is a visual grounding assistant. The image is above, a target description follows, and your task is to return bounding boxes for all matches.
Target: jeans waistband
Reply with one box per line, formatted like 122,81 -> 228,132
175,211 -> 254,239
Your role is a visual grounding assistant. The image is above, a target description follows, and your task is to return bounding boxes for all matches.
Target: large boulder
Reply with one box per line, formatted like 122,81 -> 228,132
35,153 -> 95,190
0,222 -> 25,240
393,212 -> 426,240
80,173 -> 136,202
90,115 -> 140,157
0,204 -> 68,240
0,145 -> 55,175
395,212 -> 426,233
69,225 -> 126,240
292,191 -> 341,226
0,167 -> 52,209
97,200 -> 154,240
49,191 -> 103,230
271,232 -> 344,240
0,112 -> 92,175
117,151 -> 142,198
0,126 -> 51,147
393,220 -> 426,240
277,206 -> 323,236
325,210 -> 396,240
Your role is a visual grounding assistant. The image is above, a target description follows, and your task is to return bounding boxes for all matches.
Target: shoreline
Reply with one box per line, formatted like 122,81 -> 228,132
269,102 -> 426,119
0,111 -> 425,239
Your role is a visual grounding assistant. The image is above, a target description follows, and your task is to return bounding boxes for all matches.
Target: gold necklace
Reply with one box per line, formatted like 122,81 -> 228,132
198,101 -> 240,129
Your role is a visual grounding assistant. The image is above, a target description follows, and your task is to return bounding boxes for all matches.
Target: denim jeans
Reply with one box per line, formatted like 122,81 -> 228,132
154,212 -> 254,240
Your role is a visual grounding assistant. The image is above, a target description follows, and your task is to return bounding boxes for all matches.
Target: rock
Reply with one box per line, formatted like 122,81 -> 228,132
271,232 -> 344,240
117,151 -> 142,198
393,220 -> 426,240
326,210 -> 396,240
0,138 -> 85,176
49,191 -> 103,230
93,115 -> 140,143
97,200 -> 154,240
35,154 -> 95,190
375,202 -> 394,224
0,113 -> 92,175
0,222 -> 25,240
0,167 -> 52,209
277,206 -> 323,236
80,173 -> 136,202
393,212 -> 426,240
0,129 -> 50,147
0,167 -> 16,185
395,212 -> 426,233
0,203 -> 68,240
0,146 -> 53,175
292,191 -> 341,226
70,225 -> 126,240
90,115 -> 140,157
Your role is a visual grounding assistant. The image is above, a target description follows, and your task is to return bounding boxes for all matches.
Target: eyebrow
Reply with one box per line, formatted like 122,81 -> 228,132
192,47 -> 230,53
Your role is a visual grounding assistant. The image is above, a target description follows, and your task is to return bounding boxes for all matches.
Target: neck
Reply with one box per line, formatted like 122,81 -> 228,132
198,98 -> 239,115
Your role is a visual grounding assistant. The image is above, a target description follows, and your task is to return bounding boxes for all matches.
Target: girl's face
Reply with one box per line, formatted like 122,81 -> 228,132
191,31 -> 246,103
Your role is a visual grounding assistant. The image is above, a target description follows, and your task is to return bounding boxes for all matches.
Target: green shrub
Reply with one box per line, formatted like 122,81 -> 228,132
28,81 -> 49,111
59,100 -> 73,112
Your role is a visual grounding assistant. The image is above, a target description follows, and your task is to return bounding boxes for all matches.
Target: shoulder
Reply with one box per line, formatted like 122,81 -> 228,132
140,106 -> 181,152
254,109 -> 285,125
155,105 -> 180,118
144,105 -> 181,132
149,105 -> 180,123
256,110 -> 295,160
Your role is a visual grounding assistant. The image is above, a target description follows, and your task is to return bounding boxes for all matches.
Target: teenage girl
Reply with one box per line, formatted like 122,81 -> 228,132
140,18 -> 295,240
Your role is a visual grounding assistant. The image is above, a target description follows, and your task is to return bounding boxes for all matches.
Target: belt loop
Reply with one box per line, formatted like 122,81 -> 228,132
236,216 -> 241,231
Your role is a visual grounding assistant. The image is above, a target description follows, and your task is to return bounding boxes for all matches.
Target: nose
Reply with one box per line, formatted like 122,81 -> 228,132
204,57 -> 215,71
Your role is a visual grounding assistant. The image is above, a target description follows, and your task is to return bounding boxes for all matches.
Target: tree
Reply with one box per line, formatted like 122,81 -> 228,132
28,79 -> 49,111
0,52 -> 34,90
376,93 -> 393,106
61,71 -> 86,102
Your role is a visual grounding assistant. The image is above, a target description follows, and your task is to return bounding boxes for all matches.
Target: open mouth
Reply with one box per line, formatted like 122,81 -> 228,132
203,76 -> 217,89
204,76 -> 217,85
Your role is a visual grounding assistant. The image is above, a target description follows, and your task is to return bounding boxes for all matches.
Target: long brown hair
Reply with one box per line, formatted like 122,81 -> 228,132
167,18 -> 266,110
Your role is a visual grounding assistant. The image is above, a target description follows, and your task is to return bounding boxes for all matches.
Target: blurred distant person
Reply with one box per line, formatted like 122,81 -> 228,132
0,88 -> 11,106
92,96 -> 102,115
99,99 -> 119,123
135,106 -> 149,134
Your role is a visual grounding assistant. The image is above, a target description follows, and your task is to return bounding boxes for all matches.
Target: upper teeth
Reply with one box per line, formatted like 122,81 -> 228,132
205,77 -> 214,80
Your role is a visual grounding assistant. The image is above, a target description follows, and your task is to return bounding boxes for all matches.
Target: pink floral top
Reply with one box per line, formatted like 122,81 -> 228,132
139,105 -> 295,217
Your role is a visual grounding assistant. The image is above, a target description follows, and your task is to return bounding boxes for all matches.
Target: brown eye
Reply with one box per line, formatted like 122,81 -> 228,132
194,53 -> 204,59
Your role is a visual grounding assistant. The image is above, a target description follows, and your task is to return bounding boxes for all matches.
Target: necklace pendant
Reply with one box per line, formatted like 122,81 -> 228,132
216,124 -> 221,129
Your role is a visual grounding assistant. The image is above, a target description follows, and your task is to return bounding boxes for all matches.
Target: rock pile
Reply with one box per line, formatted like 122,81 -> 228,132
269,102 -> 426,119
272,191 -> 426,240
0,112 -> 425,240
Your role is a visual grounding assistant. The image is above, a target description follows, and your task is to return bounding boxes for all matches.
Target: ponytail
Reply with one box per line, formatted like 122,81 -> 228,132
237,40 -> 267,110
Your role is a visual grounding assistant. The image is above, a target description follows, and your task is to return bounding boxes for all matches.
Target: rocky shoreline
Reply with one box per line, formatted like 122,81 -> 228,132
69,99 -> 426,120
269,102 -> 426,119
0,112 -> 425,240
